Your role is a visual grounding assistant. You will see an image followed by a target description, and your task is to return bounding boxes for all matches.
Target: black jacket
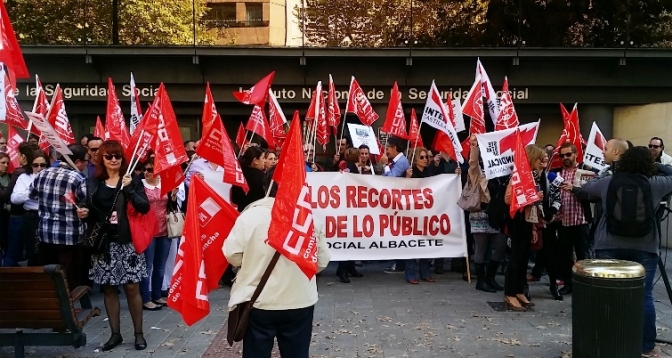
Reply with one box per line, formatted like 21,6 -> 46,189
231,166 -> 266,212
86,176 -> 150,245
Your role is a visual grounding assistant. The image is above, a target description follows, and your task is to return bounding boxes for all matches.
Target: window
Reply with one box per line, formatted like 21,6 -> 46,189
245,3 -> 263,26
206,3 -> 237,27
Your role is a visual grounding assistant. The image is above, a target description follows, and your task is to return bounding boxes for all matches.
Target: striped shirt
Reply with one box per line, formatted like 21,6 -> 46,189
30,163 -> 87,246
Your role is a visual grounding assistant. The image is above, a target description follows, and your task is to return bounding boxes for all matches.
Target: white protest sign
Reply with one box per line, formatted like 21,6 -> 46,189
584,122 -> 608,170
306,172 -> 467,261
24,111 -> 73,155
475,121 -> 540,180
347,123 -> 380,155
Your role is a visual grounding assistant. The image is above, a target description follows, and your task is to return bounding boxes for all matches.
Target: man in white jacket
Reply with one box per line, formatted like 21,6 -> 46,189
223,169 -> 331,358
649,137 -> 672,165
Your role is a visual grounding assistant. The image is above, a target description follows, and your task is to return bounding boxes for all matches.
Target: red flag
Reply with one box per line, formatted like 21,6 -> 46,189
0,66 -> 26,130
327,74 -> 341,131
0,1 -> 28,80
201,82 -> 218,138
94,116 -> 105,139
106,78 -> 131,148
345,77 -> 378,126
196,115 -> 249,194
268,116 -> 319,278
550,103 -> 584,168
126,101 -> 159,164
462,73 -> 486,135
167,175 -> 240,326
129,73 -> 143,134
314,82 -> 329,150
5,125 -> 23,172
381,82 -> 409,140
509,129 -> 540,217
268,88 -> 287,148
408,108 -> 424,148
154,84 -> 189,197
235,122 -> 246,148
46,85 -> 75,145
27,76 -> 49,136
233,71 -> 275,106
245,105 -> 275,148
495,77 -> 519,131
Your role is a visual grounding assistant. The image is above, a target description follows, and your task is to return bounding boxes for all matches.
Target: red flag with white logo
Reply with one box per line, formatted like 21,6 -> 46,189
381,82 -> 409,140
345,77 -> 378,126
125,100 -> 159,165
584,122 -> 608,170
476,59 -> 499,124
94,116 -> 105,139
408,108 -> 424,148
153,84 -> 189,197
495,77 -> 519,131
196,115 -> 249,194
233,71 -> 275,106
0,1 -> 28,81
129,73 -> 142,134
327,74 -> 341,131
235,122 -> 246,148
106,78 -> 131,148
167,175 -> 240,326
0,66 -> 26,130
550,103 -> 584,168
27,75 -> 49,137
46,85 -> 75,145
5,125 -> 23,172
268,88 -> 287,148
462,73 -> 486,135
245,104 -> 276,148
314,82 -> 329,150
201,82 -> 218,138
420,81 -> 463,163
509,129 -> 540,218
268,115 -> 319,278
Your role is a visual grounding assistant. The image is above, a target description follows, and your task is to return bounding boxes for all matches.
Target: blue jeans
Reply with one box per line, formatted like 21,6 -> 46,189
141,236 -> 171,303
3,215 -> 23,267
405,259 -> 430,281
595,249 -> 658,352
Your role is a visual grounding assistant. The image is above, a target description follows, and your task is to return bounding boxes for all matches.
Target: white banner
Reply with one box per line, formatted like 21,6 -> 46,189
584,122 -> 607,170
24,111 -> 72,155
306,172 -> 467,261
347,123 -> 380,155
476,121 -> 540,180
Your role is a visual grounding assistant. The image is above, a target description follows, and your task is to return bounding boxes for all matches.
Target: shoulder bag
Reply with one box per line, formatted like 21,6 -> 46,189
227,251 -> 281,346
457,179 -> 482,212
79,183 -> 123,254
166,211 -> 185,239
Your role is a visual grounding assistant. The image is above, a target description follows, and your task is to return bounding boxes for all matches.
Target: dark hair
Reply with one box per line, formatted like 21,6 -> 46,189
80,134 -> 94,142
264,150 -> 277,159
184,140 -> 195,147
345,148 -> 360,163
559,142 -> 577,154
30,150 -> 50,174
544,144 -> 555,149
240,146 -> 264,167
651,137 -> 665,148
0,153 -> 8,161
617,146 -> 657,177
67,144 -> 88,162
88,136 -> 103,144
358,144 -> 370,151
143,157 -> 154,168
263,166 -> 278,198
18,142 -> 38,171
186,150 -> 196,160
28,134 -> 39,142
386,136 -> 406,154
93,140 -> 129,180
626,140 -> 634,149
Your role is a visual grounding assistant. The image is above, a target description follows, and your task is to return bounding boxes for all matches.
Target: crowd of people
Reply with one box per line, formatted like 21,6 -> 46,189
0,128 -> 669,358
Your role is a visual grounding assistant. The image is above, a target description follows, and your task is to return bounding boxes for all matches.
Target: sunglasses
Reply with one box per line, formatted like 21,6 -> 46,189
32,163 -> 48,168
560,152 -> 574,158
0,142 -> 6,145
144,168 -> 154,173
649,145 -> 662,149
88,147 -> 100,152
103,154 -> 123,160
419,155 -> 427,159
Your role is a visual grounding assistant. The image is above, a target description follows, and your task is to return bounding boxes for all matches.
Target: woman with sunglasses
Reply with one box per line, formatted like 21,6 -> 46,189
78,141 -> 150,351
11,150 -> 49,266
403,147 -> 436,284
139,158 -> 178,311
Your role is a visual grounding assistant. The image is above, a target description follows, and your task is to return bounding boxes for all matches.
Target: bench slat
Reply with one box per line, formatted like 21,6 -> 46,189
0,310 -> 64,321
0,274 -> 55,282
0,319 -> 67,330
0,299 -> 61,310
0,290 -> 58,299
0,281 -> 62,292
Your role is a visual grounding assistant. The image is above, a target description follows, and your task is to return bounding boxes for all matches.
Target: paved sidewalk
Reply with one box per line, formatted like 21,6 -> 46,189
3,259 -> 672,357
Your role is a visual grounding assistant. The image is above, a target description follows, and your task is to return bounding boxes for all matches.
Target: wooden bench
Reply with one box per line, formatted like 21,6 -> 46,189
0,265 -> 101,358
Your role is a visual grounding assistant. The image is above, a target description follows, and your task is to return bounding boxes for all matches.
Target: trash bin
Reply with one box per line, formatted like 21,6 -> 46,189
572,259 -> 645,358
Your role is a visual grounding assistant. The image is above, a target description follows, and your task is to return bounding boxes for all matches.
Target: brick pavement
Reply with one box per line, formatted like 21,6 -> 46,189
3,260 -> 672,358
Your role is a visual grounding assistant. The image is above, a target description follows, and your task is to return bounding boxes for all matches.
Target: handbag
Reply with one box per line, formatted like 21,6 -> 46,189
457,179 -> 483,212
227,251 -> 281,346
79,183 -> 123,254
166,211 -> 185,239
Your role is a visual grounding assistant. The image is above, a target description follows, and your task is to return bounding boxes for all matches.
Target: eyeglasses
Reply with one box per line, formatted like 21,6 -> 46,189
649,145 -> 662,149
560,152 -> 574,158
0,142 -> 6,145
103,154 -> 123,160
144,168 -> 154,173
88,147 -> 99,152
419,155 -> 427,159
32,163 -> 48,168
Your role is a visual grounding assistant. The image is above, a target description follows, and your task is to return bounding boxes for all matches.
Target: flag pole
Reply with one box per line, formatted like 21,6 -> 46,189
238,130 -> 253,157
408,122 -> 424,165
125,129 -> 145,176
310,117 -> 318,164
265,179 -> 275,197
181,154 -> 197,176
338,77 -> 353,144
25,121 -> 33,141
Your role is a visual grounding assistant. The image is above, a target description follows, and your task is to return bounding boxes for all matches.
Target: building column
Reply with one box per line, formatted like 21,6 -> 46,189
579,104 -> 613,140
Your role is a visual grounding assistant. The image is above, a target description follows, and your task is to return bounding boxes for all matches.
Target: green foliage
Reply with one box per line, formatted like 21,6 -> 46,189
7,0 -> 217,45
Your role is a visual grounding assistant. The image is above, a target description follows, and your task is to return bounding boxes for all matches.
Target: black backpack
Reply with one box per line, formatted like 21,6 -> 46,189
605,173 -> 655,237
486,176 -> 510,231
